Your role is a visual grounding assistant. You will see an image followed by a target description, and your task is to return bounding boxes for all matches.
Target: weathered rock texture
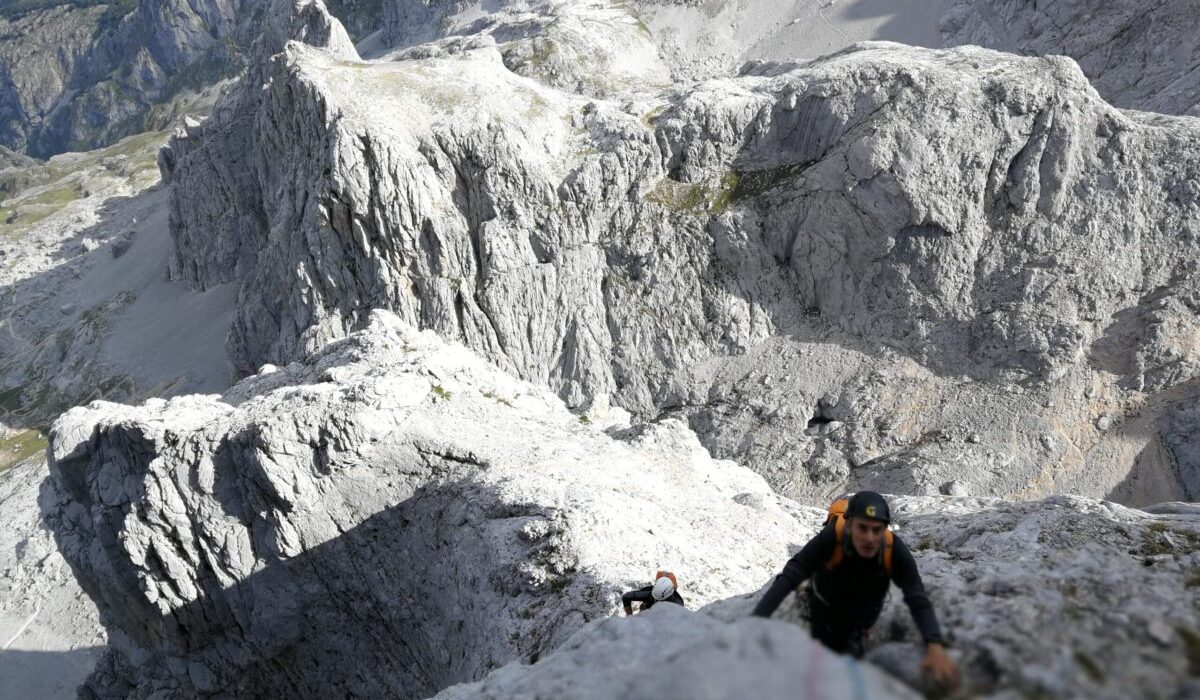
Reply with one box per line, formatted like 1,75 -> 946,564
942,0 -> 1200,116
40,313 -> 1200,699
41,311 -> 820,698
0,0 -> 244,157
710,494 -> 1200,700
161,0 -> 1200,505
433,604 -> 919,700
381,0 -> 670,97
870,496 -> 1200,700
0,0 -> 386,157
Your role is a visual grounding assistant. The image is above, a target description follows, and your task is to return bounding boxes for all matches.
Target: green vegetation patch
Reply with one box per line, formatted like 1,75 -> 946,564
730,162 -> 812,200
482,391 -> 513,407
644,162 -> 813,218
0,429 -> 47,472
645,172 -> 740,216
0,184 -> 79,232
1139,522 -> 1200,556
0,127 -> 167,236
640,105 -> 666,129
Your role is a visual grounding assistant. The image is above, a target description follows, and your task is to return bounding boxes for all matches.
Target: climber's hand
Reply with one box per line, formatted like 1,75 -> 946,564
920,643 -> 961,693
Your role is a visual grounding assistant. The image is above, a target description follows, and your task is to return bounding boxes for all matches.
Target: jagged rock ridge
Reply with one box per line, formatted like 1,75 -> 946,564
942,0 -> 1200,116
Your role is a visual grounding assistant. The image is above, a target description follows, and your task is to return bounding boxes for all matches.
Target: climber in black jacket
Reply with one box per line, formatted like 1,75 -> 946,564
752,491 -> 960,691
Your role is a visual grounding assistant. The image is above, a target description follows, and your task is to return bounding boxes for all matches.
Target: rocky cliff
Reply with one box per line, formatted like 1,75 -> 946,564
0,0 -> 244,157
942,0 -> 1200,116
0,0 -> 389,157
161,0 -> 1200,504
41,312 -> 1200,699
42,310 -> 823,698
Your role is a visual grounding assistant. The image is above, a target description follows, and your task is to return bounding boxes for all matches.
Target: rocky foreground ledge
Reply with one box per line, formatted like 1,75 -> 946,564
40,312 -> 1200,699
41,311 -> 825,698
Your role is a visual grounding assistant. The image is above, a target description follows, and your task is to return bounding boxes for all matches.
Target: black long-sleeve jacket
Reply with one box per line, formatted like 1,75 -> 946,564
751,523 -> 944,644
622,585 -> 685,611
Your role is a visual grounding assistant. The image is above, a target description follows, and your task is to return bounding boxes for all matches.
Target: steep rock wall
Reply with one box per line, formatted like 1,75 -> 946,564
41,310 -> 818,698
162,13 -> 1200,501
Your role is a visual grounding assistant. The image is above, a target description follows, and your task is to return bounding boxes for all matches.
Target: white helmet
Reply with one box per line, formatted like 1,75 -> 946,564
651,574 -> 676,601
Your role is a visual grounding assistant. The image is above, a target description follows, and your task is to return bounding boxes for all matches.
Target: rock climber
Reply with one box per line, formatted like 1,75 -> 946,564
622,570 -> 684,615
752,491 -> 961,692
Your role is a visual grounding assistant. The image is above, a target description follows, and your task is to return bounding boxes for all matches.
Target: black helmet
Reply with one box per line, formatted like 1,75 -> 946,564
847,491 -> 891,523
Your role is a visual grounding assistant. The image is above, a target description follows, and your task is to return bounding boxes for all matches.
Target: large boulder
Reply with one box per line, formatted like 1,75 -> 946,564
41,310 -> 819,698
433,604 -> 919,700
711,495 -> 1200,700
872,495 -> 1200,699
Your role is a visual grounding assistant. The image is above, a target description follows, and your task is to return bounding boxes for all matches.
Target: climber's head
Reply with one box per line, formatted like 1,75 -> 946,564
652,571 -> 678,601
846,491 -> 890,558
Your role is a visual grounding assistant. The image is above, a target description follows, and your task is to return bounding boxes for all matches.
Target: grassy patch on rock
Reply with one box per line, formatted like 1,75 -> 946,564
645,172 -> 740,216
729,162 -> 812,200
0,429 -> 47,472
0,128 -> 168,237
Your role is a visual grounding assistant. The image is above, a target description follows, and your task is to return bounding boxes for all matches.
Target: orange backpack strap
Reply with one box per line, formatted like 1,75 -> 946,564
826,498 -> 850,525
883,530 -> 894,574
825,516 -> 846,570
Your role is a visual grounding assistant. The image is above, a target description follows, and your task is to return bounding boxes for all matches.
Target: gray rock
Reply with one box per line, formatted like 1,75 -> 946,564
942,0 -> 1200,115
161,0 -> 1200,504
1141,502 -> 1200,517
0,0 -> 383,157
873,495 -> 1200,699
42,310 -> 821,698
434,605 -> 919,700
110,231 -> 136,258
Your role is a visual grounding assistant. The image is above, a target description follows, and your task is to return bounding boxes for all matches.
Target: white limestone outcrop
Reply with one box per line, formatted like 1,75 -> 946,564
160,0 -> 1200,503
42,311 -> 821,698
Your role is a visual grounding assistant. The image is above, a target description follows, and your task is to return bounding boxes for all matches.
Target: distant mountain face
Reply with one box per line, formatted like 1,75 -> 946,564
941,0 -> 1200,117
0,0 -> 385,158
1,0 -> 1196,159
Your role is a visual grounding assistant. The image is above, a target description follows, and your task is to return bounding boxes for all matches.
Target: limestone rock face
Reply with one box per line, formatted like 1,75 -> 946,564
41,311 -> 819,698
0,5 -> 110,155
865,496 -> 1200,700
0,1 -> 243,157
39,313 -> 1200,699
0,0 -> 382,157
432,604 -> 919,700
942,0 -> 1200,116
711,494 -> 1200,700
163,0 -> 1200,503
380,0 -> 671,97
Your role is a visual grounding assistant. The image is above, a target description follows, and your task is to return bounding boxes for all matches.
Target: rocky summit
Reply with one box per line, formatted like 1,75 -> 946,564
2,0 -> 1199,698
